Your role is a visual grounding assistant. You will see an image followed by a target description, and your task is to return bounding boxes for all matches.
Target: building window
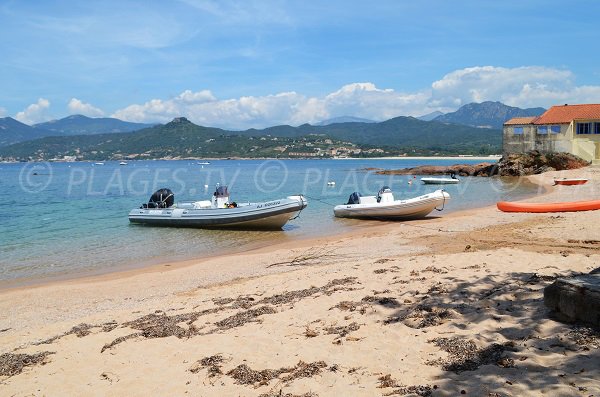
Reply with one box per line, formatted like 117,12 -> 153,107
595,123 -> 600,134
513,126 -> 523,135
537,126 -> 548,134
577,123 -> 592,134
550,125 -> 561,134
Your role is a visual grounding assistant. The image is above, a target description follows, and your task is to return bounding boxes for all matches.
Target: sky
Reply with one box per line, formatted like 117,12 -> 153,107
1,0 -> 600,129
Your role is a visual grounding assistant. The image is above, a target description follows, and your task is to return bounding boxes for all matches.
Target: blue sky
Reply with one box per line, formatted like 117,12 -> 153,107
1,0 -> 599,128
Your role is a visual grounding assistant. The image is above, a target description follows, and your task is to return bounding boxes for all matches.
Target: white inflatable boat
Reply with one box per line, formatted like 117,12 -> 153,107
333,186 -> 450,220
129,185 -> 307,230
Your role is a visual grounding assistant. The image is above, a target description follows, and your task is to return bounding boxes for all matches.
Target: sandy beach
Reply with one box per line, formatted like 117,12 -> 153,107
1,167 -> 600,396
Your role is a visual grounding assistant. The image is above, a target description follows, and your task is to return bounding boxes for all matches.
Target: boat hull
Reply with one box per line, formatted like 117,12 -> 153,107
129,197 -> 307,230
333,190 -> 450,220
497,200 -> 600,213
421,177 -> 459,184
553,178 -> 588,186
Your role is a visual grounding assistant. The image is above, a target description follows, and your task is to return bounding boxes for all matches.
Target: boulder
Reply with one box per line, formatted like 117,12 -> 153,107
497,150 -> 589,176
544,273 -> 600,327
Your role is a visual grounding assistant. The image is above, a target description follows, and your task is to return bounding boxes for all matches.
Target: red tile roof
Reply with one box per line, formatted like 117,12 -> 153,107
504,117 -> 537,125
534,104 -> 600,124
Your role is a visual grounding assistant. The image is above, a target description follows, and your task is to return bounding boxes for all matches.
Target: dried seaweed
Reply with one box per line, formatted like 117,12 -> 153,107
281,361 -> 327,381
567,326 -> 600,349
385,305 -> 453,328
361,296 -> 401,308
326,322 -> 360,338
189,354 -> 225,376
227,363 -> 292,386
427,337 -> 510,373
383,385 -> 433,396
258,391 -> 318,397
0,351 -> 54,377
35,321 -> 118,345
101,333 -> 142,353
227,360 -> 327,387
215,306 -> 277,330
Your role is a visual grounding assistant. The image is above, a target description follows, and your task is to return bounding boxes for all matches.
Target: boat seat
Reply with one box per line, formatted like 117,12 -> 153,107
359,196 -> 377,204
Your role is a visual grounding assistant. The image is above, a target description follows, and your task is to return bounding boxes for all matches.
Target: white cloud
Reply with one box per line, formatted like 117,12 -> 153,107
15,98 -> 51,125
429,66 -> 578,109
111,66 -> 600,129
0,107 -> 6,117
67,98 -> 105,117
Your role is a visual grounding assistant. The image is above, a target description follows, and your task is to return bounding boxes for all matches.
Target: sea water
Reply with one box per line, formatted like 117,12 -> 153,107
0,159 -> 539,284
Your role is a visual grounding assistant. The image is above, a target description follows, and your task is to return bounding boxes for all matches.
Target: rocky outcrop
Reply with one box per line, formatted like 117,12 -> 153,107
375,151 -> 590,177
544,271 -> 600,327
375,163 -> 497,177
496,150 -> 590,176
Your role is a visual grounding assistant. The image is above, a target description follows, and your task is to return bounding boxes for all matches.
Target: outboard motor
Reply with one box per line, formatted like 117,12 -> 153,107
347,192 -> 361,205
144,188 -> 174,208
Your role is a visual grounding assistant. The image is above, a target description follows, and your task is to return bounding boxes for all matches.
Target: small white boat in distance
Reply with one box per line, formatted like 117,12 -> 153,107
197,161 -> 210,165
119,161 -> 128,165
129,185 -> 307,230
327,181 -> 336,186
421,177 -> 459,184
421,172 -> 459,184
334,186 -> 450,220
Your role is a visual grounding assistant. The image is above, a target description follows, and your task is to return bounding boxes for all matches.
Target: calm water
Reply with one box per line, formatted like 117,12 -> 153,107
0,158 -> 539,284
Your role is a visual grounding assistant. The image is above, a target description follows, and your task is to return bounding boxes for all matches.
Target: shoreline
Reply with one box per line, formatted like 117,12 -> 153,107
1,155 -> 502,163
1,166 -> 599,395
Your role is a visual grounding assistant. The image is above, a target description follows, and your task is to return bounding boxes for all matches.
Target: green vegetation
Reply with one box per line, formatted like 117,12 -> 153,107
0,116 -> 502,161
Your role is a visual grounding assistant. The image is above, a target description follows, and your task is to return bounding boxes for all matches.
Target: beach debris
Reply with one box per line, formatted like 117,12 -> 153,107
100,371 -> 120,384
384,305 -> 454,328
213,296 -> 256,309
426,337 -> 513,373
35,321 -> 119,345
377,375 -> 433,397
361,295 -> 401,308
0,351 -> 54,377
326,322 -> 360,338
267,244 -> 339,267
566,326 -> 600,350
304,326 -> 319,338
258,392 -> 318,397
215,306 -> 277,330
101,333 -> 142,353
189,354 -> 225,377
226,360 -> 327,387
423,265 -> 448,274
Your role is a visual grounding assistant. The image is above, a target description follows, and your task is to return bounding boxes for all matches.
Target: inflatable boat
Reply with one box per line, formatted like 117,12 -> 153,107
333,187 -> 450,220
129,185 -> 307,230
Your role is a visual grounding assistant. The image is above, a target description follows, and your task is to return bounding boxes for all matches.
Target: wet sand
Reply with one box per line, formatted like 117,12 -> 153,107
1,167 -> 599,396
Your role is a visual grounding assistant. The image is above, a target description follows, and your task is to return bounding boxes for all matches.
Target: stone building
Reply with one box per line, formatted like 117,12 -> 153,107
503,104 -> 600,164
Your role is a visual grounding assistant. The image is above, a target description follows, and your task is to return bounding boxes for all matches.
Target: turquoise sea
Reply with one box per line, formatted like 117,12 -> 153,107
0,158 -> 540,286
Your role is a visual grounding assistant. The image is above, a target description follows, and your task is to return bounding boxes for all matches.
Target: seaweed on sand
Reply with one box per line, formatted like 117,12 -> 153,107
189,354 -> 226,376
35,321 -> 118,345
0,351 -> 54,377
377,374 -> 433,397
426,337 -> 513,373
214,306 -> 277,331
326,322 -> 360,338
227,360 -> 327,387
101,311 -> 207,352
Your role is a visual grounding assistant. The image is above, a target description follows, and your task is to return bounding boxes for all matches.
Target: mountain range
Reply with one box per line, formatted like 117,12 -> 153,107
0,101 -> 547,160
433,101 -> 546,128
0,115 -> 154,147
